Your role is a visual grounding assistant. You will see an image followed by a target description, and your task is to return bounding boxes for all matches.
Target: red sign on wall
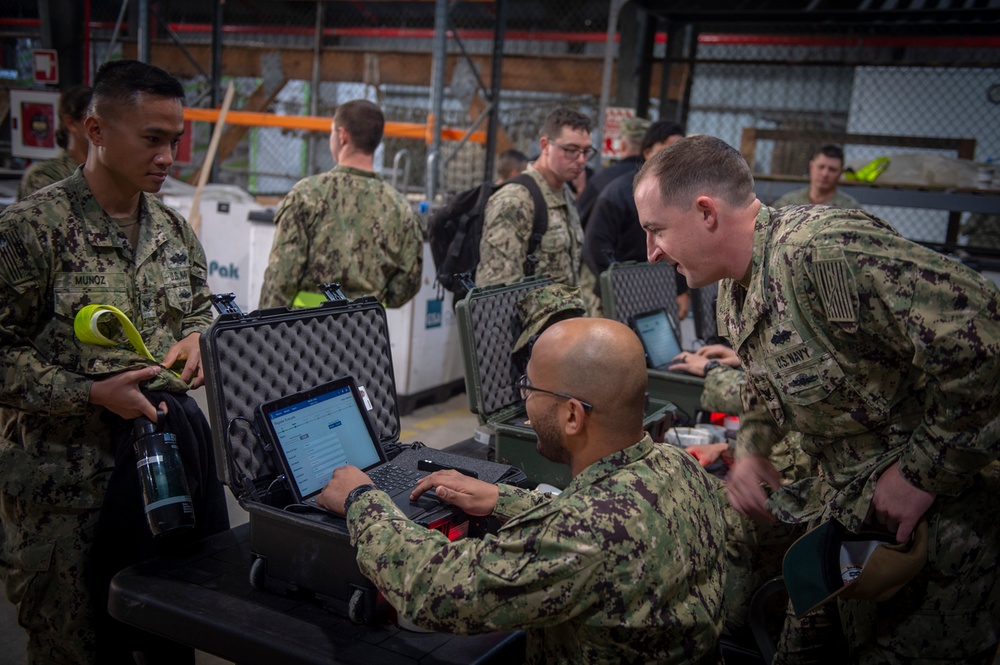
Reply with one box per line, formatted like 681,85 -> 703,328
32,49 -> 59,84
20,102 -> 56,149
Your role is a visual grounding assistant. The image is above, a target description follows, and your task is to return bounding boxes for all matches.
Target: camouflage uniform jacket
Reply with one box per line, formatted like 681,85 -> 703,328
258,165 -> 423,309
17,150 -> 79,201
348,435 -> 726,664
719,203 -> 1000,532
772,187 -> 859,210
700,365 -> 744,415
0,168 -> 212,514
477,164 -> 584,288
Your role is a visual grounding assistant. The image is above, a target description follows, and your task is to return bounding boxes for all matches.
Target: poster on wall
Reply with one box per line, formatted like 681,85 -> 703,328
601,106 -> 637,161
10,89 -> 62,160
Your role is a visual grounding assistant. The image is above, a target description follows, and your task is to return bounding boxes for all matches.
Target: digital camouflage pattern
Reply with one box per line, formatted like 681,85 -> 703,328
349,435 -> 726,664
719,203 -> 1000,660
477,164 -> 584,288
258,165 -> 423,309
16,151 -> 80,201
699,364 -> 744,415
512,282 -> 586,355
0,169 -> 212,663
771,187 -> 859,210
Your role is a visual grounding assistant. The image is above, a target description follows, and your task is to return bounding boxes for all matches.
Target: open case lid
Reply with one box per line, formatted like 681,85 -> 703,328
600,261 -> 683,348
200,294 -> 400,491
456,275 -> 554,425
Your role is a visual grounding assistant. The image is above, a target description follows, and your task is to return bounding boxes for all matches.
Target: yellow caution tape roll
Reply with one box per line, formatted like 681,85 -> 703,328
74,304 -> 155,361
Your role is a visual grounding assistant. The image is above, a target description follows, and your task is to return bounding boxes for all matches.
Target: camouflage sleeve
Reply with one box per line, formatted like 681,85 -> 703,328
349,490 -> 602,633
798,229 -> 1000,495
476,185 -> 534,287
258,187 -> 311,309
0,217 -> 92,415
492,483 -> 550,521
733,388 -> 785,461
381,204 -> 424,309
699,366 -> 744,414
177,215 -> 214,338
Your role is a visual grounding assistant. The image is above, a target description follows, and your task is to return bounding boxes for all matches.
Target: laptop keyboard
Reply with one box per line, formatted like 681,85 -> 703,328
368,464 -> 422,494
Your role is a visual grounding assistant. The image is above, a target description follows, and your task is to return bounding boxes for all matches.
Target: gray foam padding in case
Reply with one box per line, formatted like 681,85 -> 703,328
204,305 -> 398,485
603,261 -> 682,344
465,280 -> 550,417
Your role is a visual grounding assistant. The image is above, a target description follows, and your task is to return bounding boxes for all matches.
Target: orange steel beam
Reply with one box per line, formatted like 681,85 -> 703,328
182,108 -> 486,144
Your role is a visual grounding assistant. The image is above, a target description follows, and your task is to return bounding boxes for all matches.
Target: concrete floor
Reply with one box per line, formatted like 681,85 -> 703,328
0,389 -> 480,665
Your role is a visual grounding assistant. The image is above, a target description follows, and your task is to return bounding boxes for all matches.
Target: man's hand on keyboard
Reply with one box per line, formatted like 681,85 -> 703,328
318,465 -> 374,515
411,470 -> 499,517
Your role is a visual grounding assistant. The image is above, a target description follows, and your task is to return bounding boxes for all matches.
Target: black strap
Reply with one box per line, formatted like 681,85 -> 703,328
507,173 -> 549,277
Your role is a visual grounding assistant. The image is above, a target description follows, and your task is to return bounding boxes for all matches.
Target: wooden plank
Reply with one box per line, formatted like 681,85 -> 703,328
740,127 -> 758,166
749,128 -> 976,153
127,43 -> 657,99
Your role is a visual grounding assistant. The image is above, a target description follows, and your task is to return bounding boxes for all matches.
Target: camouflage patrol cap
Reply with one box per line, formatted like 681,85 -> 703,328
783,518 -> 928,617
620,117 -> 651,141
513,284 -> 587,356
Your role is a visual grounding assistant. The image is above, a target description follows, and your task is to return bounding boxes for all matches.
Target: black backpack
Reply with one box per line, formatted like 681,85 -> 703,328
427,172 -> 548,299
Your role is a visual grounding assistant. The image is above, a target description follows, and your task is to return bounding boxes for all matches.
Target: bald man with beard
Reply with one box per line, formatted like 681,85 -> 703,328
320,318 -> 727,664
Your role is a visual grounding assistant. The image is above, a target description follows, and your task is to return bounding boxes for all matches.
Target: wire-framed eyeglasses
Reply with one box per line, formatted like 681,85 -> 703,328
549,140 -> 597,161
515,375 -> 594,412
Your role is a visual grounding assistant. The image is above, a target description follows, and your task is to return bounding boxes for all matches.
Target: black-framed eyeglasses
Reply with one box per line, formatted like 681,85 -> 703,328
549,139 -> 597,161
516,375 -> 594,412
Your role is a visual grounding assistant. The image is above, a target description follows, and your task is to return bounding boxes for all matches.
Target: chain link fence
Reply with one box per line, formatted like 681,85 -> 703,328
2,1 -> 997,250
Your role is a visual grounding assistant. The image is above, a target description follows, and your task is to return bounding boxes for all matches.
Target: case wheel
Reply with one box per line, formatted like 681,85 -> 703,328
347,587 -> 367,624
249,555 -> 266,591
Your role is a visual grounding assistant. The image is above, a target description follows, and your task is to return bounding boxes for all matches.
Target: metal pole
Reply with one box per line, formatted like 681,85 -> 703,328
138,0 -> 149,63
426,0 -> 448,202
595,0 -> 628,173
210,0 -> 223,181
484,0 -> 507,183
308,0 -> 325,175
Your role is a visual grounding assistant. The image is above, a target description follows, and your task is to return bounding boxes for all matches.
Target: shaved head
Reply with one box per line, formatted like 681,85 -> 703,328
530,318 -> 648,430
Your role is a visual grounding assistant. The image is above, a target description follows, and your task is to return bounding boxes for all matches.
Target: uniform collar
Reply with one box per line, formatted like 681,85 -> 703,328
726,204 -> 777,351
560,434 -> 655,497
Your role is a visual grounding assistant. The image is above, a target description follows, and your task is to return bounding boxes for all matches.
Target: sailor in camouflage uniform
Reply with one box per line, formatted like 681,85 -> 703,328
319,318 -> 726,664
258,99 -> 422,309
0,61 -> 213,664
17,85 -> 93,202
636,135 -> 1000,663
476,108 -> 591,289
772,144 -> 859,210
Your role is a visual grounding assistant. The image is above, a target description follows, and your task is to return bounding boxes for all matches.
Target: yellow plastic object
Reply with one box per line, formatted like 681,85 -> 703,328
845,156 -> 890,182
74,304 -> 155,360
292,291 -> 327,309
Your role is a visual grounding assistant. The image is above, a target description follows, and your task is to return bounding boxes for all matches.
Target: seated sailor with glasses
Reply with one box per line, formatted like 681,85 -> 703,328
476,107 -> 594,290
318,317 -> 727,664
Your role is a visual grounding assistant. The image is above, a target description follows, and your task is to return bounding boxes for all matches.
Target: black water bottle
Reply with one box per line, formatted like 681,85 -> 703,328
133,409 -> 195,536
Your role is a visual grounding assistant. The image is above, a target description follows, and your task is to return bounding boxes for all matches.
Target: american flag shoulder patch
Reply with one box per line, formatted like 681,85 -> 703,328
0,229 -> 36,286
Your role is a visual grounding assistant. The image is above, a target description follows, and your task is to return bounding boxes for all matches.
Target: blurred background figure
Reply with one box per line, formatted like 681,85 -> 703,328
17,85 -> 93,201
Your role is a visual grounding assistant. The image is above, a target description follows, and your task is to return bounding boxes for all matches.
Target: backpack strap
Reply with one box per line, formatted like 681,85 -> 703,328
508,173 -> 549,277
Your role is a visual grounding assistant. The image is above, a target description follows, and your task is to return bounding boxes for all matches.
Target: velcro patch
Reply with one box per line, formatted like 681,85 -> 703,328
0,229 -> 36,286
813,254 -> 856,323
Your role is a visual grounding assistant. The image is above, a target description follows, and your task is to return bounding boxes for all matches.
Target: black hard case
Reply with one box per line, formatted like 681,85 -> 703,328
456,276 -> 675,489
199,295 -> 496,623
600,261 -> 706,420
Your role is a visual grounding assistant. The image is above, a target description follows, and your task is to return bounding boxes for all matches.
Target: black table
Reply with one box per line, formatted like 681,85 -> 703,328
108,523 -> 525,665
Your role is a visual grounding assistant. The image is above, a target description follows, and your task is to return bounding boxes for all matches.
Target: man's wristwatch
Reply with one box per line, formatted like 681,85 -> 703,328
343,484 -> 378,514
703,360 -> 724,375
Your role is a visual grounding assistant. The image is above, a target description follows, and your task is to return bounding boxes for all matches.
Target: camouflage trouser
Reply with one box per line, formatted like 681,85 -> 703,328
840,473 -> 1000,664
0,491 -> 100,665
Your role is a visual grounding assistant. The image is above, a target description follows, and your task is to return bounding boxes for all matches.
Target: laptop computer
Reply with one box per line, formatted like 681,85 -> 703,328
630,308 -> 687,372
256,376 -> 443,519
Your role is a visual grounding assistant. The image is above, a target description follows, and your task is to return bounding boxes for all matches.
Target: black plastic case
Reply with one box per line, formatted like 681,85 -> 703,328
456,276 -> 675,489
199,293 -> 522,623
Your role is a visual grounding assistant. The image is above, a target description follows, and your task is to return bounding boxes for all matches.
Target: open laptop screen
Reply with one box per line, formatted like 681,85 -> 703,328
632,309 -> 682,370
259,378 -> 382,501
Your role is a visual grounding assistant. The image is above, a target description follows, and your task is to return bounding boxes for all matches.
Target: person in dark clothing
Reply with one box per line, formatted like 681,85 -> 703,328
581,120 -> 687,314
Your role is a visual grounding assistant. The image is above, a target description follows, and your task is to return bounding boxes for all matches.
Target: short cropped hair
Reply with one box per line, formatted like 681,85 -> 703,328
90,60 -> 184,117
635,135 -> 755,210
540,107 -> 593,140
334,100 -> 385,155
814,144 -> 846,164
497,149 -> 529,181
56,85 -> 93,149
640,120 -> 685,156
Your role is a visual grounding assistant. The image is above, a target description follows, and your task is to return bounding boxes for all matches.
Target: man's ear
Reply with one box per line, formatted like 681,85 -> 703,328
84,116 -> 102,147
695,194 -> 719,230
562,399 -> 587,437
